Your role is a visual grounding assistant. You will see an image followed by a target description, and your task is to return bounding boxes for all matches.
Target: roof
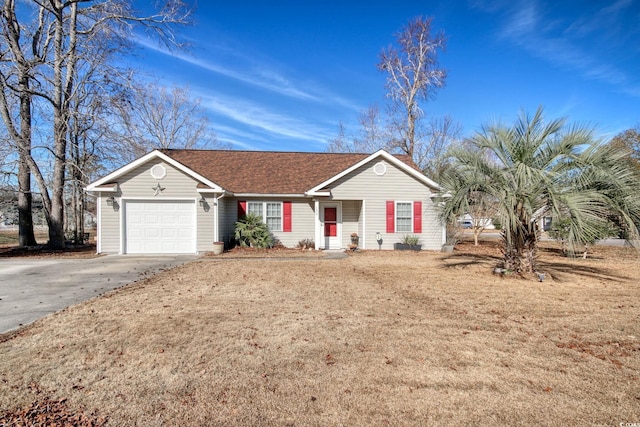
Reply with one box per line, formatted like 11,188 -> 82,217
158,149 -> 423,194
86,149 -> 433,195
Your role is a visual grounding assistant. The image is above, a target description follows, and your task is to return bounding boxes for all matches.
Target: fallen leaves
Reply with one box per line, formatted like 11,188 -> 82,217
0,384 -> 107,426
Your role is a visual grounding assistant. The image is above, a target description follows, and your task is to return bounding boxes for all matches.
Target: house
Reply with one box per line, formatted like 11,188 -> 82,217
85,149 -> 446,254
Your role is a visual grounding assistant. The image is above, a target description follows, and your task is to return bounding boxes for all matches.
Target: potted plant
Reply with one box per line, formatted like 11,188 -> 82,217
394,234 -> 422,251
212,241 -> 224,255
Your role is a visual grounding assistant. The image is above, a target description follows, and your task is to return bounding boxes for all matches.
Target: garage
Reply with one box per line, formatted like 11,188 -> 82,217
124,200 -> 196,254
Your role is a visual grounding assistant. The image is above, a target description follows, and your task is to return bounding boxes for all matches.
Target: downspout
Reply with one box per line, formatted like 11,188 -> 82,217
96,194 -> 101,254
215,193 -> 225,243
314,199 -> 320,250
362,199 -> 366,250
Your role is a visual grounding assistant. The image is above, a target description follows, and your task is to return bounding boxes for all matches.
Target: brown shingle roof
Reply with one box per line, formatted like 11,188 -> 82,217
160,149 -> 420,194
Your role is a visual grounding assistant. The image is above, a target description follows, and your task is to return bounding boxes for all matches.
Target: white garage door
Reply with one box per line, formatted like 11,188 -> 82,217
125,200 -> 195,254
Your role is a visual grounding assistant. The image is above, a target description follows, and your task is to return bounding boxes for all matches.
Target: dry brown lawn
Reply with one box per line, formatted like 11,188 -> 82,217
0,229 -> 98,258
1,242 -> 639,426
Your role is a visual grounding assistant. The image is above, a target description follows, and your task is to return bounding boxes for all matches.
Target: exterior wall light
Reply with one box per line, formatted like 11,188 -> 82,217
106,196 -> 115,206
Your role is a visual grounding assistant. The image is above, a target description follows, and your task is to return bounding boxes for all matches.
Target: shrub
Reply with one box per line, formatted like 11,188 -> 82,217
234,213 -> 274,248
492,217 -> 502,230
297,238 -> 315,249
400,234 -> 421,245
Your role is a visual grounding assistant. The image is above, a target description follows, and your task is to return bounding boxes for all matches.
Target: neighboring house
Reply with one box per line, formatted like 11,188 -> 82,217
459,214 -> 495,229
85,149 -> 446,254
532,206 -> 553,232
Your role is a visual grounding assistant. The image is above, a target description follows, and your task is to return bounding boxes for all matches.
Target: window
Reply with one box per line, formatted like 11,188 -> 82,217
386,200 -> 422,233
265,202 -> 281,231
396,202 -> 413,232
247,201 -> 263,218
247,201 -> 282,231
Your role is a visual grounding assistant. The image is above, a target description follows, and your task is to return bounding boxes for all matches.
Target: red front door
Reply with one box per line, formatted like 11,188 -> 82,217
324,207 -> 337,237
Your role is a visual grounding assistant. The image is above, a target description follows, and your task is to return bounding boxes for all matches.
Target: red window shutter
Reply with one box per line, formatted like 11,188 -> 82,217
283,201 -> 292,232
413,201 -> 422,233
386,201 -> 395,233
238,201 -> 246,219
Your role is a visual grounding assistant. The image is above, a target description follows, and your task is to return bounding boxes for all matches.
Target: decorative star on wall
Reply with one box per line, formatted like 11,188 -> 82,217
153,183 -> 165,196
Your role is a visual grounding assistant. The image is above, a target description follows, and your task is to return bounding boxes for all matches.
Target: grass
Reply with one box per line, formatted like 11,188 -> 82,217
1,242 -> 639,425
0,229 -> 49,246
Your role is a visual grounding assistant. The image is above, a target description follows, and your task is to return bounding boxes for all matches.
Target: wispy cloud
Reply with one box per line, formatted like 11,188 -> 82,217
490,0 -> 640,97
201,95 -> 334,146
133,35 -> 319,101
564,0 -> 635,39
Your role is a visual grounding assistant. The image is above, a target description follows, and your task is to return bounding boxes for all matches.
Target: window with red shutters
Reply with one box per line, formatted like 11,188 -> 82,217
238,200 -> 291,233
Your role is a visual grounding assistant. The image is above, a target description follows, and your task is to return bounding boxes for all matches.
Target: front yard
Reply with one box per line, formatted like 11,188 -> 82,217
1,243 -> 639,425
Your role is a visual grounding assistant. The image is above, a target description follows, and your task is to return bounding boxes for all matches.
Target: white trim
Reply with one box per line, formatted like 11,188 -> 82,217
119,196 -> 124,254
96,196 -> 102,253
305,191 -> 331,197
92,186 -> 118,193
362,199 -> 366,249
234,193 -> 305,198
214,194 -> 225,242
307,150 -> 441,195
197,188 -> 230,194
86,150 -> 224,192
442,217 -> 447,246
373,161 -> 387,176
314,199 -> 320,250
319,201 -> 342,250
150,164 -> 167,180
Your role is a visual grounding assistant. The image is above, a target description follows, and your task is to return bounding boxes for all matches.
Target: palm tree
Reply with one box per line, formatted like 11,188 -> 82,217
441,107 -> 640,275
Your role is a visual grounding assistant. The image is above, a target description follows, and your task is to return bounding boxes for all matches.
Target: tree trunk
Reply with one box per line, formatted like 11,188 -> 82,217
17,160 -> 37,246
17,71 -> 37,246
47,1 -> 79,249
502,228 -> 538,274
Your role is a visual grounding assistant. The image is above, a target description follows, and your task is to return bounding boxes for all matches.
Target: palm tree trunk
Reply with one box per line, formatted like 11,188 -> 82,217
502,229 -> 538,274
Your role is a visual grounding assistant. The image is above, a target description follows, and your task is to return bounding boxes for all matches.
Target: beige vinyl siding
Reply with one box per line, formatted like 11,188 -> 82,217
221,197 -> 239,245
117,159 -> 200,198
99,195 -> 121,253
277,200 -> 315,248
330,159 -> 443,250
341,200 -> 362,248
97,159 -> 216,254
215,197 -> 229,244
197,195 -> 215,252
226,198 -> 315,248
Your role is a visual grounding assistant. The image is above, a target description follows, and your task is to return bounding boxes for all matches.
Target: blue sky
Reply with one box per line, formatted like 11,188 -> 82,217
130,0 -> 640,152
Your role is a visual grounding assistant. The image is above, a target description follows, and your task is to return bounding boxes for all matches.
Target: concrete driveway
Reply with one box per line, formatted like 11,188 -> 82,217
0,254 -> 199,335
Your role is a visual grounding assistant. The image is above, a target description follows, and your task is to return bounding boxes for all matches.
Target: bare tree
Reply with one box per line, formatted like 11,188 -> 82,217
0,0 -> 192,249
109,82 -> 218,164
378,16 -> 447,161
416,115 -> 462,180
66,64 -> 115,244
327,108 -> 461,179
609,126 -> 640,171
326,121 -> 351,153
0,0 -> 50,246
329,17 -> 456,176
326,106 -> 391,154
